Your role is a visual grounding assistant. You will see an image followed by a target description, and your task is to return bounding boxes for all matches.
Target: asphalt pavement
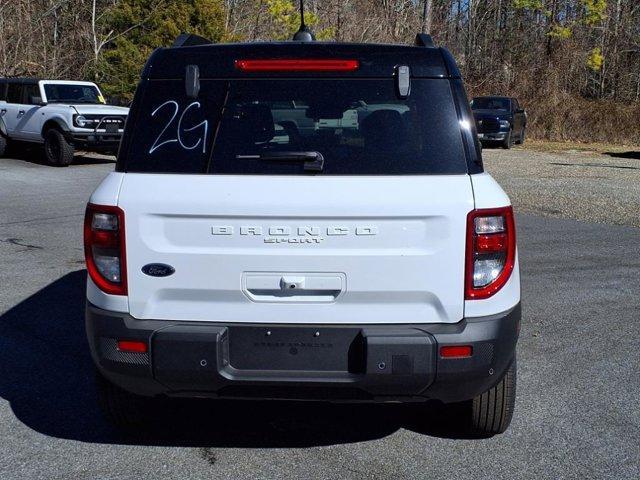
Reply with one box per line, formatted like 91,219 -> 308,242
0,152 -> 638,479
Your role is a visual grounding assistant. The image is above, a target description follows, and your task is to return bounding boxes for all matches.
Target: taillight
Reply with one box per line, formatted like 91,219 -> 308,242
465,206 -> 516,300
234,59 -> 360,72
84,204 -> 127,295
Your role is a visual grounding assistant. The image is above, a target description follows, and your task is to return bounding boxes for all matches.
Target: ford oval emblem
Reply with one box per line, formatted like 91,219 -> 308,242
142,263 -> 175,277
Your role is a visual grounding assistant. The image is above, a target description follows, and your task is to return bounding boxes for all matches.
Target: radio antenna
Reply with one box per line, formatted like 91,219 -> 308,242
292,0 -> 315,42
299,0 -> 306,28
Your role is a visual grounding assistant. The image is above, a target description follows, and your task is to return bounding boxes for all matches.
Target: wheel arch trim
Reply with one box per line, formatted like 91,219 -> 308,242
41,117 -> 70,138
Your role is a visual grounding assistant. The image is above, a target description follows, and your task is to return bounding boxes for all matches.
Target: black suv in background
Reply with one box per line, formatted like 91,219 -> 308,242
471,96 -> 526,149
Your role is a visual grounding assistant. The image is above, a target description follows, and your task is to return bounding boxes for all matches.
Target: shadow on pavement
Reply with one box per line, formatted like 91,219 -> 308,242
0,271 -> 477,447
5,142 -> 114,166
603,151 -> 640,160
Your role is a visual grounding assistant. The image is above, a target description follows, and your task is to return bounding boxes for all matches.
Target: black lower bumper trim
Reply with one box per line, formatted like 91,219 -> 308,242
86,303 -> 520,403
66,131 -> 122,150
478,132 -> 508,141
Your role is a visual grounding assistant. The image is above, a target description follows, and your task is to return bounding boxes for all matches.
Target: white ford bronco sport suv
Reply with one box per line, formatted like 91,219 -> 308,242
84,33 -> 520,436
0,78 -> 128,166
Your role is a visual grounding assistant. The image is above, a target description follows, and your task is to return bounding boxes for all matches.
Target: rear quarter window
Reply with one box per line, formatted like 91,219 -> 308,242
119,78 -> 468,175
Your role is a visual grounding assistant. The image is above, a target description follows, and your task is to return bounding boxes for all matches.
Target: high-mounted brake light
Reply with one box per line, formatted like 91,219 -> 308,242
234,59 -> 359,72
84,204 -> 127,295
465,206 -> 516,300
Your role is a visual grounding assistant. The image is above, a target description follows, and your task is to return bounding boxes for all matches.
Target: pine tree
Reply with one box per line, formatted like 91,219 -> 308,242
97,0 -> 226,101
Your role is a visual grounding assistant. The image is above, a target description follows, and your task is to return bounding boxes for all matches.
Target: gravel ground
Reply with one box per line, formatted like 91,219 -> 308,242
0,152 -> 639,479
483,146 -> 640,227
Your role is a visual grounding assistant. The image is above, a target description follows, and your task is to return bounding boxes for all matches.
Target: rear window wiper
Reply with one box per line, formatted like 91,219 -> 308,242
236,151 -> 324,172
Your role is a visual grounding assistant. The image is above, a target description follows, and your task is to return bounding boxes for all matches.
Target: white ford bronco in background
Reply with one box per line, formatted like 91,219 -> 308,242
84,33 -> 520,436
0,78 -> 128,165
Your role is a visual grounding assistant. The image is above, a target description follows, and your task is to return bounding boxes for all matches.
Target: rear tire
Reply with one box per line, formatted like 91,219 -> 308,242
44,128 -> 74,166
95,371 -> 158,431
470,358 -> 517,435
0,134 -> 7,157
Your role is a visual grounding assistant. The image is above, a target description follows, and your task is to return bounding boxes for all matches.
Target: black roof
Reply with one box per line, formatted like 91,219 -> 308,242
0,78 -> 40,84
142,42 -> 460,80
472,95 -> 512,100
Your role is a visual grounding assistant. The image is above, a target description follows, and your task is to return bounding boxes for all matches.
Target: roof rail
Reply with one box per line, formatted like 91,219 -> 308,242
172,33 -> 211,48
440,48 -> 461,78
415,33 -> 435,48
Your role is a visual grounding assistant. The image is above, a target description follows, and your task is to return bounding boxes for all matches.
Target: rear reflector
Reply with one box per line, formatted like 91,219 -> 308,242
117,340 -> 147,353
234,59 -> 360,72
440,345 -> 473,358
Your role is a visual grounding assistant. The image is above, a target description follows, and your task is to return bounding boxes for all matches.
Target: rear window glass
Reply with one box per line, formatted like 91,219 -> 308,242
471,97 -> 510,111
121,79 -> 467,175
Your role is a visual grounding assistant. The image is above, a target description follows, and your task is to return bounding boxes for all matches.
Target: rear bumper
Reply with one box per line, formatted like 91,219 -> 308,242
477,132 -> 508,141
86,303 -> 520,403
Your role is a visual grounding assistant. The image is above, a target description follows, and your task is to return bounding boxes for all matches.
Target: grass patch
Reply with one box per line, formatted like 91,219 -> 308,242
523,139 -> 639,155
